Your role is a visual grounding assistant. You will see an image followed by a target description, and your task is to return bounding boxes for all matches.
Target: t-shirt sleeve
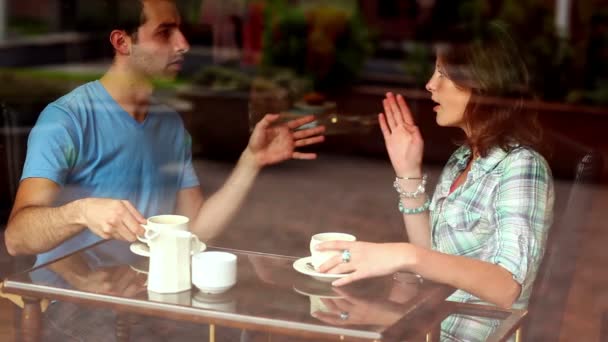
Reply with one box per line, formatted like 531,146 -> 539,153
179,131 -> 200,189
21,105 -> 80,186
489,152 -> 553,286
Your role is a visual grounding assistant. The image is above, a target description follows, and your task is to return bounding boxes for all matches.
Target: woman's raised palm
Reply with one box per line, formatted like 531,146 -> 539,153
378,92 -> 424,177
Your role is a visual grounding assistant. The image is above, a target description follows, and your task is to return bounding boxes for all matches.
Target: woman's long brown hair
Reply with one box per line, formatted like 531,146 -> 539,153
436,22 -> 542,157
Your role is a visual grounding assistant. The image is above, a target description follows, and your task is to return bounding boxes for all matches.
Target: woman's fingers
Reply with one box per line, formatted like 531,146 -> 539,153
315,240 -> 353,252
382,93 -> 419,139
325,255 -> 356,274
332,271 -> 365,287
387,93 -> 406,127
378,113 -> 391,137
382,98 -> 397,129
395,94 -> 416,126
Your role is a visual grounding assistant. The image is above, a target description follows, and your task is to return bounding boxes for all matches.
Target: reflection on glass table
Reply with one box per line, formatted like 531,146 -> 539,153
1,240 -> 525,341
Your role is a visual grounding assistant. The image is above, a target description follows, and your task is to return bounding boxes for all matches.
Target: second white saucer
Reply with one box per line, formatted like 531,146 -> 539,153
292,256 -> 350,283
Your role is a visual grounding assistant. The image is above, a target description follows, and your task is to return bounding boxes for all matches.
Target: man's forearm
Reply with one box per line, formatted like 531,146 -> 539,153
191,150 -> 261,241
5,200 -> 86,256
408,246 -> 521,308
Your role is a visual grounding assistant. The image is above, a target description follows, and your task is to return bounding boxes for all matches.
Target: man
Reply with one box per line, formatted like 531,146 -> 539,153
4,0 -> 325,265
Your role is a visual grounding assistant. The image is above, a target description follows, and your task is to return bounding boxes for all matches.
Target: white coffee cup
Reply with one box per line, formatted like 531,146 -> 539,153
309,232 -> 356,271
192,251 -> 237,294
137,215 -> 204,256
137,215 -> 189,241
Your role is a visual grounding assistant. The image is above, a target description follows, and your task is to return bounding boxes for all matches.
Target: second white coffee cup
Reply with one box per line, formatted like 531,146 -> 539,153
309,232 -> 356,271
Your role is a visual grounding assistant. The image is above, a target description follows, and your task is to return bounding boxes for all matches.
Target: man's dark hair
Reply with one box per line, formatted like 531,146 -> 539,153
99,0 -> 146,39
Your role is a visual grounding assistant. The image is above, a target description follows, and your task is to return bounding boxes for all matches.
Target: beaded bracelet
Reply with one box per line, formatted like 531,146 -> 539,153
398,198 -> 431,215
396,175 -> 424,180
393,174 -> 427,199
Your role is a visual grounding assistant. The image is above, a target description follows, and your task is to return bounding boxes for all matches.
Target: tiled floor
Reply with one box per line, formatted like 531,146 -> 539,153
0,155 -> 606,341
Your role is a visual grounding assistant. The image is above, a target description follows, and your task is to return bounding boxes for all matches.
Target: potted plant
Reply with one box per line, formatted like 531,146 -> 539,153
261,0 -> 373,95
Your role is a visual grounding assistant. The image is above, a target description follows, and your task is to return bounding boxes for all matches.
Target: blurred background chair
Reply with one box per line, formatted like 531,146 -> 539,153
523,130 -> 604,341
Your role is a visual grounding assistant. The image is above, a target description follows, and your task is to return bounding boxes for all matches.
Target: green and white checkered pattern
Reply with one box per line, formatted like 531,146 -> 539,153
430,145 -> 554,340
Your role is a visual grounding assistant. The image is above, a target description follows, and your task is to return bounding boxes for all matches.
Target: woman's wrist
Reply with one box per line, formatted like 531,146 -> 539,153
395,167 -> 423,179
400,243 -> 421,271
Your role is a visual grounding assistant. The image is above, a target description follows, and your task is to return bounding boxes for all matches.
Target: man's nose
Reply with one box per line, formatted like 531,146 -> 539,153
175,30 -> 190,54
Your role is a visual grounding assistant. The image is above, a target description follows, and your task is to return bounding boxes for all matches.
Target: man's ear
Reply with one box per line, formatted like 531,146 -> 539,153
109,30 -> 131,55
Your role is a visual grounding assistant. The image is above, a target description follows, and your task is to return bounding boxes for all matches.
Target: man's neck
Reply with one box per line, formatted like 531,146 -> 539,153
100,64 -> 154,123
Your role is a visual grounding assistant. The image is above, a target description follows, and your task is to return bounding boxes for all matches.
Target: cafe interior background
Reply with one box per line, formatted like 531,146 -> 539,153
0,0 -> 607,340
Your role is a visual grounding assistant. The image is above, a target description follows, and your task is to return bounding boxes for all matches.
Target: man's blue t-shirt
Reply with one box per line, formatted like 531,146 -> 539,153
22,80 -> 200,265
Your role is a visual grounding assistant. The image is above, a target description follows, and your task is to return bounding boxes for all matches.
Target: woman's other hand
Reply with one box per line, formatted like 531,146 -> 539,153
379,92 -> 424,177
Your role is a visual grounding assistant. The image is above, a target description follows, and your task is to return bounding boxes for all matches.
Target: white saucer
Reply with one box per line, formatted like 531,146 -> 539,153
129,259 -> 149,274
293,284 -> 343,298
129,241 -> 207,258
292,256 -> 350,283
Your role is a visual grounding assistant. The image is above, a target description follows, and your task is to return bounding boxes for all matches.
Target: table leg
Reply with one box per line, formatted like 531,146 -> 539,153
427,325 -> 440,342
514,327 -> 522,342
115,313 -> 132,342
21,297 -> 41,342
209,324 -> 215,342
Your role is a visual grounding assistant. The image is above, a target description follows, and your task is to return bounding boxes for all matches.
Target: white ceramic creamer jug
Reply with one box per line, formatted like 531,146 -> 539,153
143,227 -> 200,293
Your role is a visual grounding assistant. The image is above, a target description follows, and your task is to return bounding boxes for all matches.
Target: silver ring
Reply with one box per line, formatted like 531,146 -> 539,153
341,249 -> 351,263
339,311 -> 349,320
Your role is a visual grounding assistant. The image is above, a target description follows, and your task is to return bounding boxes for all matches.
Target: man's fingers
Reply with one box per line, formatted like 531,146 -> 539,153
121,201 -> 146,224
286,115 -> 316,129
122,212 -> 145,238
292,125 -> 325,139
294,136 -> 325,147
256,114 -> 281,130
112,267 -> 135,291
115,222 -> 137,242
292,152 -> 317,160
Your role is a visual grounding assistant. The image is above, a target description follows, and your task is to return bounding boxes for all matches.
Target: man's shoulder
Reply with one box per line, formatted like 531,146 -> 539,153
42,81 -> 99,119
52,81 -> 99,108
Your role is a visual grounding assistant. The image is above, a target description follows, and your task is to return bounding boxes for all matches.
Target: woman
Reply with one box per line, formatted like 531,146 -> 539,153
316,23 -> 554,339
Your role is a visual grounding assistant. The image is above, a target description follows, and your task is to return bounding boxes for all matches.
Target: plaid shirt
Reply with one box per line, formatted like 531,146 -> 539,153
430,145 -> 554,341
